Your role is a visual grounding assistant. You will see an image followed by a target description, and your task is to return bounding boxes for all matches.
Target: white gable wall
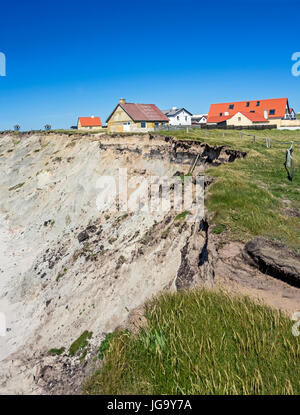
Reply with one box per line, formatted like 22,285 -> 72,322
168,109 -> 192,126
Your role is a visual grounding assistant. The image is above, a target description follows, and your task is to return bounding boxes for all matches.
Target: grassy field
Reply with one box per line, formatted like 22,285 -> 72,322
84,289 -> 300,395
0,128 -> 107,135
161,128 -> 300,250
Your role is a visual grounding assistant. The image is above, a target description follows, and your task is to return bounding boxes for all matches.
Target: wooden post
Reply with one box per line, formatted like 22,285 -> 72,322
266,138 -> 270,148
253,135 -> 256,143
239,131 -> 242,139
188,154 -> 200,175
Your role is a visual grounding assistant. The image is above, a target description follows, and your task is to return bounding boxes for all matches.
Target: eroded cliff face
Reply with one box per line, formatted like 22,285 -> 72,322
0,132 -> 247,394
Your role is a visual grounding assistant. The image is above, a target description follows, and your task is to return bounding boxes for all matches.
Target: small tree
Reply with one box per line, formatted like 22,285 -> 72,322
14,124 -> 20,131
44,124 -> 51,131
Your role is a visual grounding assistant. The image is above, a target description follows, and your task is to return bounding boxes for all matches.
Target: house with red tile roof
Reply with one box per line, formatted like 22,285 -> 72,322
77,116 -> 102,130
227,111 -> 270,127
106,99 -> 169,133
207,98 -> 296,127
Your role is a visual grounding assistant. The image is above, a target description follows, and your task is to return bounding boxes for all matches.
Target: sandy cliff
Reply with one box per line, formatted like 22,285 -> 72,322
0,132 -> 298,394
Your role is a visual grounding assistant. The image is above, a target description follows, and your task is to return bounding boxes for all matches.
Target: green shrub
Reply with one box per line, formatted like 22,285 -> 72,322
69,330 -> 93,357
48,347 -> 65,356
161,226 -> 171,239
9,182 -> 25,191
98,332 -> 119,360
174,210 -> 191,221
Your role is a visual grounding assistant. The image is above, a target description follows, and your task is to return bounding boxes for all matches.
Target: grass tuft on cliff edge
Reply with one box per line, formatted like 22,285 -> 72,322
161,128 -> 300,250
83,289 -> 300,395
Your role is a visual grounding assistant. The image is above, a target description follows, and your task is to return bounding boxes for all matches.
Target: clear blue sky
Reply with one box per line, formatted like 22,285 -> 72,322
0,0 -> 299,130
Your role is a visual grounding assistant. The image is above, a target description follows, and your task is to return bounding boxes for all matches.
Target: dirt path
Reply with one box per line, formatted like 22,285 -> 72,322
214,241 -> 300,315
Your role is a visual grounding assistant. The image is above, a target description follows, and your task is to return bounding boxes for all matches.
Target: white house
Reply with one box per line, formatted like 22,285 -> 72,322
163,107 -> 192,126
287,108 -> 297,120
191,114 -> 207,125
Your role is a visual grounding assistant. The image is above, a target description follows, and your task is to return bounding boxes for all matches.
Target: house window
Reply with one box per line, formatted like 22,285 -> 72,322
229,104 -> 234,109
238,117 -> 241,122
256,101 -> 260,106
219,113 -> 223,116
185,116 -> 187,121
177,116 -> 179,120
246,102 -> 250,107
269,109 -> 275,115
141,121 -> 146,128
155,122 -> 159,127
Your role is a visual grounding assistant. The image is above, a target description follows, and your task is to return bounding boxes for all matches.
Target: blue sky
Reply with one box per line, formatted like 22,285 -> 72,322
0,0 -> 299,130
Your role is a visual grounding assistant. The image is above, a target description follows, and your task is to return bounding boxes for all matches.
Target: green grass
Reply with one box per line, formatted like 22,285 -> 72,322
83,289 -> 300,395
174,210 -> 191,221
47,129 -> 106,135
97,332 -> 119,360
179,173 -> 192,183
161,128 -> 300,250
211,223 -> 227,234
8,182 -> 25,191
56,268 -> 67,282
69,330 -> 93,357
161,226 -> 171,239
48,347 -> 65,356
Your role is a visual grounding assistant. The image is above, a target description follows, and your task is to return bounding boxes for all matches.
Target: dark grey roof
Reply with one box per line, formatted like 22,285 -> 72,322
191,114 -> 208,119
163,107 -> 192,117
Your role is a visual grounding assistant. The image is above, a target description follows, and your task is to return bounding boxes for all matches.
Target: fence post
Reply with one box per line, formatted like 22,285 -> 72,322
239,131 -> 242,139
253,135 -> 256,143
222,132 -> 225,138
266,138 -> 270,148
186,127 -> 189,133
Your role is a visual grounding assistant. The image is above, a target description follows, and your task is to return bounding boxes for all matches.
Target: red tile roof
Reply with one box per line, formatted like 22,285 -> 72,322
206,115 -> 231,124
233,112 -> 269,123
109,103 -> 169,122
121,103 -> 169,121
78,116 -> 102,127
207,98 -> 288,124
